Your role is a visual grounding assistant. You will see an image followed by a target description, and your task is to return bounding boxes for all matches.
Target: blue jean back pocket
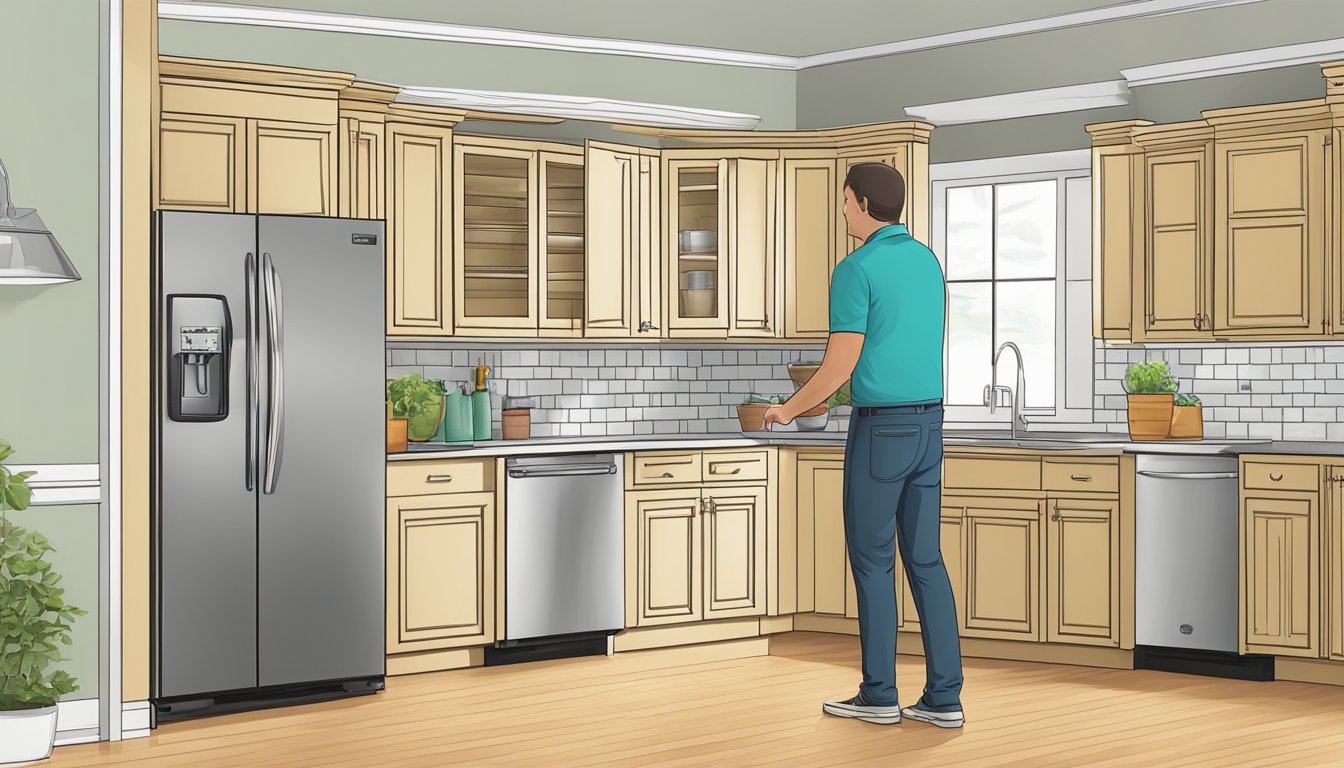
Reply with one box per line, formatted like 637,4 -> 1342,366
869,425 -> 922,482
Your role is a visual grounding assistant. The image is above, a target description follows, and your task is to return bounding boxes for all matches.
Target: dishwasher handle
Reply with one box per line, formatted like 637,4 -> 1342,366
508,464 -> 618,479
1136,470 -> 1239,480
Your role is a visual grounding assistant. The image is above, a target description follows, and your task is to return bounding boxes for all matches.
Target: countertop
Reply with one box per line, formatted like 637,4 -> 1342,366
388,429 -> 1340,461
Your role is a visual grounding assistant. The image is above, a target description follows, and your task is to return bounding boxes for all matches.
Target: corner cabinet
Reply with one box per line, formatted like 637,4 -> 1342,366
1089,61 -> 1344,343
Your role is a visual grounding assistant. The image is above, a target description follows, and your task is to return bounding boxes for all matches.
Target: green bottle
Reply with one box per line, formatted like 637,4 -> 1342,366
471,361 -> 492,441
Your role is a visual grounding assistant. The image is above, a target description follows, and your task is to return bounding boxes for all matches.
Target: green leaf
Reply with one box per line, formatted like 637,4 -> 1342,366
0,439 -> 13,462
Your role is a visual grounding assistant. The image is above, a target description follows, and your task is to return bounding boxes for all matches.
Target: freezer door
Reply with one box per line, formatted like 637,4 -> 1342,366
154,211 -> 259,698
256,216 -> 386,686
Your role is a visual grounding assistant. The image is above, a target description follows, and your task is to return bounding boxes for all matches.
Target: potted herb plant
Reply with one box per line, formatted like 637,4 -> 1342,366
1170,394 -> 1204,439
738,394 -> 783,432
1123,361 -> 1179,440
386,374 -> 446,442
0,438 -> 85,765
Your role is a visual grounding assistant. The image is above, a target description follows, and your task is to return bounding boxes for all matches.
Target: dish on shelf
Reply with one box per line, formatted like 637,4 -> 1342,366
681,289 -> 715,318
685,270 -> 715,290
679,229 -> 716,252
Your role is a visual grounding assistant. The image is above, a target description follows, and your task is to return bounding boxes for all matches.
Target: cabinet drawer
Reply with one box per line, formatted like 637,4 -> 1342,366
387,458 -> 494,496
1042,459 -> 1119,494
702,450 -> 769,483
631,452 -> 702,486
944,455 -> 1041,491
1242,461 -> 1318,493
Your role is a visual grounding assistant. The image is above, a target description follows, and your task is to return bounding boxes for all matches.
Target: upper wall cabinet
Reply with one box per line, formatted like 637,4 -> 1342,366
585,141 -> 663,338
156,57 -> 352,216
1088,60 -> 1344,344
338,81 -> 400,220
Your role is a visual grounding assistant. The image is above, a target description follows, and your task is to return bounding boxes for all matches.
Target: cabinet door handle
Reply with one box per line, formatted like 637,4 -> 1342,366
706,498 -> 717,513
647,459 -> 693,467
1270,473 -> 1284,482
1052,511 -> 1061,522
709,465 -> 743,475
661,472 -> 674,478
1071,474 -> 1092,482
425,474 -> 453,483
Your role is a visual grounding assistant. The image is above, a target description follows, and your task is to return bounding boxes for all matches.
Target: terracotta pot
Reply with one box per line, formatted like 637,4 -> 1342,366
737,403 -> 771,431
1127,393 -> 1174,440
1169,405 -> 1204,440
386,417 -> 408,453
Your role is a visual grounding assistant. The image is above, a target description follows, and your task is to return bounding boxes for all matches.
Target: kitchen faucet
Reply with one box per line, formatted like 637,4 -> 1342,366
983,341 -> 1028,438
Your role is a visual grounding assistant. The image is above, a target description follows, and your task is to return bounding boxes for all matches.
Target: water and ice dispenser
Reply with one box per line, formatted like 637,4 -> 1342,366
167,295 -> 231,422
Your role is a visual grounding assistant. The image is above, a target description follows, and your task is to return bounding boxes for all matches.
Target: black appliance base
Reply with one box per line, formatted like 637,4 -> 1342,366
153,676 -> 384,724
1134,645 -> 1274,681
485,631 -> 613,666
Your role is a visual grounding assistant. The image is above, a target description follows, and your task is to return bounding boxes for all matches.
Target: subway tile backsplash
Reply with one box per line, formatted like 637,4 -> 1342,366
1093,342 -> 1344,442
387,344 -> 837,438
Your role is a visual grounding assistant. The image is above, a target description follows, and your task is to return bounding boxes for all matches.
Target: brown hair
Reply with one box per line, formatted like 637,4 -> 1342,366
844,162 -> 905,223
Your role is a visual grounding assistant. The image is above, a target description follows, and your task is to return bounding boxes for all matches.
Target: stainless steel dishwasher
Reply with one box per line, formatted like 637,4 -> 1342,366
1134,452 -> 1272,679
493,453 -> 624,663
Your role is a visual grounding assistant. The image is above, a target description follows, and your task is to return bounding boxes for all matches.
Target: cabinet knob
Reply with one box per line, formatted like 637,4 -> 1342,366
1270,473 -> 1283,482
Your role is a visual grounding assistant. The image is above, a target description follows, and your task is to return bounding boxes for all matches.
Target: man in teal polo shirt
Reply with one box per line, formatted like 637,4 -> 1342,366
764,163 -> 964,728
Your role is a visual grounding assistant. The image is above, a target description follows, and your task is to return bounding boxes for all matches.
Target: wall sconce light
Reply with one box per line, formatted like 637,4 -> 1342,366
0,158 -> 81,284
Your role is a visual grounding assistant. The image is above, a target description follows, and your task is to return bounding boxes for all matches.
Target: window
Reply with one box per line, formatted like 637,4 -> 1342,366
932,161 -> 1092,424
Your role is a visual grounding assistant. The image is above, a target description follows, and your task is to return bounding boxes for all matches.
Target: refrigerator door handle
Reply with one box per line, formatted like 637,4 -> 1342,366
245,252 -> 257,492
263,252 -> 286,494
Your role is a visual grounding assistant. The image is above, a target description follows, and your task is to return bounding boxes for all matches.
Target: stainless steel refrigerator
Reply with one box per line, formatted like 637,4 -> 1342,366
152,211 -> 385,722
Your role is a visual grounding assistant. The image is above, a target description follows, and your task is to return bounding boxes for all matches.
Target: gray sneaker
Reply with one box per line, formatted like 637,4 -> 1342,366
822,693 -> 902,725
900,699 -> 964,728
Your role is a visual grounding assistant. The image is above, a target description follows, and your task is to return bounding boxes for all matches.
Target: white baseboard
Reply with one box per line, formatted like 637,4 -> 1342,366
54,699 -> 99,746
122,700 -> 151,739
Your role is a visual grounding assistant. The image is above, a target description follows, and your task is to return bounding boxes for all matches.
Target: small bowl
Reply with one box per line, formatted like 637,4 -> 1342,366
679,230 -> 717,252
795,412 -> 830,431
685,270 -> 716,290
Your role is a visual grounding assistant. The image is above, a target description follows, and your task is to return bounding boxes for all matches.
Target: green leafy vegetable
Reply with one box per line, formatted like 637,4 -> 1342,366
827,383 -> 852,409
1124,361 -> 1178,394
386,374 -> 446,419
1175,394 -> 1201,407
0,437 -> 86,711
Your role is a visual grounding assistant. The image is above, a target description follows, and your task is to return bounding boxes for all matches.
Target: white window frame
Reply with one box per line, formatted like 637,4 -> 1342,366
930,150 -> 1094,426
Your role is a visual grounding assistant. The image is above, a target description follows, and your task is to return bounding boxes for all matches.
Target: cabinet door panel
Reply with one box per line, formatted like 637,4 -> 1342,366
1215,135 -> 1325,335
782,158 -> 837,339
630,491 -> 702,626
387,492 -> 494,653
1047,498 -> 1120,646
800,458 -> 848,616
158,114 -> 246,212
386,124 -> 453,336
730,157 -> 778,338
963,498 -> 1042,642
454,144 -> 538,332
1145,149 -> 1210,338
585,144 -> 636,336
539,154 -> 586,336
704,487 -> 767,618
1242,495 -> 1318,656
339,118 -> 384,219
1093,150 -> 1139,339
1328,467 -> 1344,660
250,120 -> 337,216
666,158 -> 729,335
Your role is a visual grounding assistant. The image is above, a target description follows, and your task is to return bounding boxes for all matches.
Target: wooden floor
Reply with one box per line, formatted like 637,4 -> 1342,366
48,632 -> 1344,767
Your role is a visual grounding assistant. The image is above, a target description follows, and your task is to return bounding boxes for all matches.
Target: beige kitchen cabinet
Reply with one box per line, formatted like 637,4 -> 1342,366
1242,493 -> 1319,657
1210,125 -> 1328,336
626,489 -> 703,627
336,81 -> 398,220
454,139 -> 539,334
728,156 -> 780,338
782,155 -> 840,340
1328,466 -> 1344,661
157,114 -> 248,212
1137,123 -> 1214,340
665,156 -> 730,336
960,495 -> 1044,642
1046,497 -> 1121,647
539,152 -> 587,337
385,121 -> 454,337
156,57 -> 349,216
1085,121 -> 1150,341
385,491 -> 495,653
585,141 -> 663,338
797,454 -> 847,616
702,486 -> 768,619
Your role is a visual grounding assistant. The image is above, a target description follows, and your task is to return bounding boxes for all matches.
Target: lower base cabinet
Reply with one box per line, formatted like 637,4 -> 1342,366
386,491 -> 496,654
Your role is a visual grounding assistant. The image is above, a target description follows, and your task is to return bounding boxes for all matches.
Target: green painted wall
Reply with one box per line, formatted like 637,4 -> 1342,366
5,504 -> 100,702
0,0 -> 100,464
158,20 -> 799,129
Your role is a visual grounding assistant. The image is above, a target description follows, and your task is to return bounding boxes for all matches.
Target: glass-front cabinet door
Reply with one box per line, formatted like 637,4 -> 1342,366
666,158 -> 729,335
454,142 -> 538,334
539,152 -> 585,337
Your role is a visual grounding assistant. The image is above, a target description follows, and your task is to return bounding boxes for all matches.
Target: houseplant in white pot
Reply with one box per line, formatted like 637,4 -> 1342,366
1,438 -> 85,765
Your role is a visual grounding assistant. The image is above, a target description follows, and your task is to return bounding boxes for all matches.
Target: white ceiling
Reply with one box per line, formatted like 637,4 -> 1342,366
167,0 -> 1164,57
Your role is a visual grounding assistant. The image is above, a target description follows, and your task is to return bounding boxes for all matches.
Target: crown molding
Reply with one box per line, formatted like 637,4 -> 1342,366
905,80 -> 1130,126
159,0 -> 1264,72
797,0 -> 1265,69
157,2 -> 798,70
1121,37 -> 1344,87
396,86 -> 761,130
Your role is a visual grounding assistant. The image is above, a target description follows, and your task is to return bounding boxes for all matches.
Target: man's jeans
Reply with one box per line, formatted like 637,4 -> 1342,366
842,403 -> 963,709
